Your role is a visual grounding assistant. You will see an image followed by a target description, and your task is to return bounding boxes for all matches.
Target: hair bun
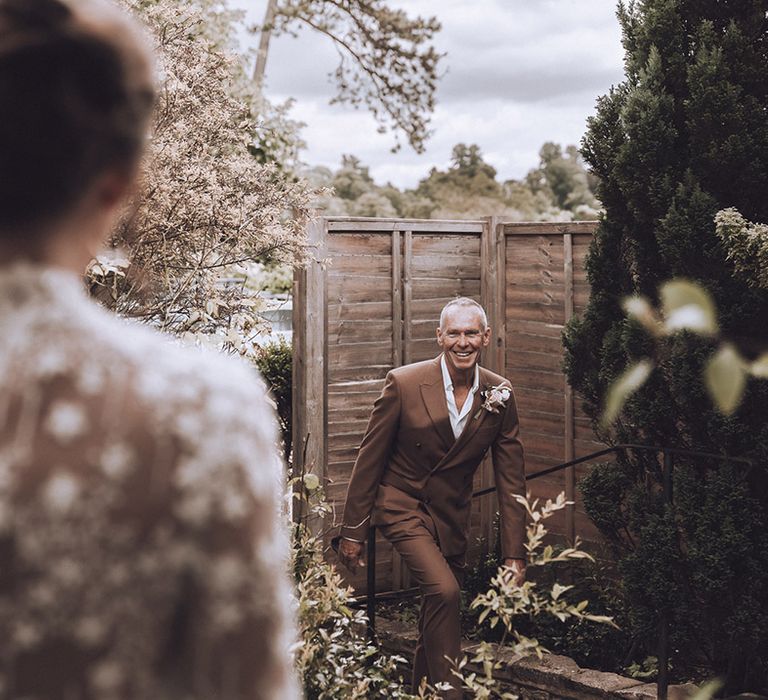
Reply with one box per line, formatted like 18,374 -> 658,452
0,0 -> 72,32
0,0 -> 155,234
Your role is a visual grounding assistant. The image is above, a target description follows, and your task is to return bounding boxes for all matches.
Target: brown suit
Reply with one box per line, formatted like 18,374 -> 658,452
340,355 -> 526,697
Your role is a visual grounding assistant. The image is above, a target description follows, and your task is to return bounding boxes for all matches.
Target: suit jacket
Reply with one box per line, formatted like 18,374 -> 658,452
340,355 -> 526,559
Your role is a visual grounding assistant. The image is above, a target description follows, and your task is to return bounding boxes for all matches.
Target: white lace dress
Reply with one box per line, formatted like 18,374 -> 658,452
0,264 -> 299,699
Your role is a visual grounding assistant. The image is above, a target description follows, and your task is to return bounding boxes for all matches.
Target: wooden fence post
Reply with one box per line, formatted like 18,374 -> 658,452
391,229 -> 406,587
563,231 -> 576,544
480,217 -> 504,548
481,216 -> 502,374
403,230 -> 413,366
292,216 -> 327,535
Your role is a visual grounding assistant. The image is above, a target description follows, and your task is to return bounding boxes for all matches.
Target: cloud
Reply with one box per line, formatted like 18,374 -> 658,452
236,0 -> 625,188
288,96 -> 602,188
439,65 -> 621,104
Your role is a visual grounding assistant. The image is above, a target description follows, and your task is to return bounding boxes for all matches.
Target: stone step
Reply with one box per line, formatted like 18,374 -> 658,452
376,618 -> 707,700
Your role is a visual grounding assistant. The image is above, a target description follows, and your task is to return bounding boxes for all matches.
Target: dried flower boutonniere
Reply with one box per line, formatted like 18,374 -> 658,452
474,384 -> 512,419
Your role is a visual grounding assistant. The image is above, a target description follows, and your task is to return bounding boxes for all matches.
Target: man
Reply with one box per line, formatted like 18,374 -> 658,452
337,297 -> 526,698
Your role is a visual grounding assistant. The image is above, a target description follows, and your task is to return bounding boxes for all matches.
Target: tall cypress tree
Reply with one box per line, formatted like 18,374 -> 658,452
564,0 -> 768,692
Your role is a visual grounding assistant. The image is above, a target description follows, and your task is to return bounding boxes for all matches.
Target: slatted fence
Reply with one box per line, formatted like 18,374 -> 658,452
293,216 -> 602,593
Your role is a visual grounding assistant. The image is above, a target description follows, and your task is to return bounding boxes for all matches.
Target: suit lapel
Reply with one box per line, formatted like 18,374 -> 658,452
430,381 -> 487,471
420,357 -> 455,452
430,367 -> 502,473
452,385 -> 487,450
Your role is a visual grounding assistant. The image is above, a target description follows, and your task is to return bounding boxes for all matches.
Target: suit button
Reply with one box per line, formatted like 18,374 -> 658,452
416,442 -> 421,448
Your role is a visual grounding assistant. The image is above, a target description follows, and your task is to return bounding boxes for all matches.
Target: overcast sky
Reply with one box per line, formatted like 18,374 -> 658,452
232,0 -> 626,189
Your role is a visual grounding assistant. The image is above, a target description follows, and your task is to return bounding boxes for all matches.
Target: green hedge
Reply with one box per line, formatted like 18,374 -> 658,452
255,336 -> 292,461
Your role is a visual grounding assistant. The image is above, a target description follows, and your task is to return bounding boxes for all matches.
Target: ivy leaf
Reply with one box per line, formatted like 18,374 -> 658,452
660,279 -> 718,335
303,473 -> 321,491
704,344 -> 746,415
601,359 -> 654,427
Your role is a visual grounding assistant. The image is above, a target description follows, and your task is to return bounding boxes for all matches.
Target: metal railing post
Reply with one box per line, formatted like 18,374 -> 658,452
658,620 -> 670,700
657,449 -> 674,700
662,449 -> 674,504
367,526 -> 377,643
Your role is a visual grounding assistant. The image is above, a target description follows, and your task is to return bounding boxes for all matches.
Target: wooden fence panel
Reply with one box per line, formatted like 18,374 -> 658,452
294,216 -> 601,594
326,227 -> 397,591
502,222 -> 599,541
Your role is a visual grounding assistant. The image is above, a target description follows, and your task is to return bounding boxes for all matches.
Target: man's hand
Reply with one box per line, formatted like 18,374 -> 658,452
502,557 -> 526,587
338,538 -> 364,574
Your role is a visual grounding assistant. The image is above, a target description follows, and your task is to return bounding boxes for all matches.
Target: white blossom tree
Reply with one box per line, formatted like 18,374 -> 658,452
89,0 -> 313,352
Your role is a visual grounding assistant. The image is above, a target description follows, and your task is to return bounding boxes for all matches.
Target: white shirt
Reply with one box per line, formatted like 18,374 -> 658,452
440,354 -> 481,439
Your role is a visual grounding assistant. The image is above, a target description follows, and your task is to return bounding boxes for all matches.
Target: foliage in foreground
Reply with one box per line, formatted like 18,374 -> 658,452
462,527 -> 632,680
291,475 -> 430,700
562,0 -> 768,692
292,475 -> 616,699
451,494 -> 615,699
292,526 -> 420,699
603,279 -> 768,423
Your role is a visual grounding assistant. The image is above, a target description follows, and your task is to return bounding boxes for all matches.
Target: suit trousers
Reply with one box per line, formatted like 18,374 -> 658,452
378,502 -> 465,700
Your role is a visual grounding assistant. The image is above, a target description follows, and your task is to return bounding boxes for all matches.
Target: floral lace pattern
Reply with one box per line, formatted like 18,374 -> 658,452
0,265 -> 298,699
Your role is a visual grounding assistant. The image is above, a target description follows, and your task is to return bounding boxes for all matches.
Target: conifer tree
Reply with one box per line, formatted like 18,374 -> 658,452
564,1 -> 768,691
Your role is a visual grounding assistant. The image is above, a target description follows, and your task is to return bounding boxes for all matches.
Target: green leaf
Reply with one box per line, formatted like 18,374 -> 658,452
622,295 -> 662,335
750,353 -> 768,378
303,473 -> 321,491
601,359 -> 654,427
689,679 -> 724,700
704,344 -> 746,415
551,583 -> 572,600
584,613 -> 620,628
659,279 -> 718,335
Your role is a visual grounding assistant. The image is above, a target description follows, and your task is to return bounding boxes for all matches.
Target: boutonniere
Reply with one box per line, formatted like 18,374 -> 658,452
474,384 -> 511,420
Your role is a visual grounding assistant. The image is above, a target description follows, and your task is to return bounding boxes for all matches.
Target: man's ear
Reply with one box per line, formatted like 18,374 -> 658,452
482,326 -> 492,347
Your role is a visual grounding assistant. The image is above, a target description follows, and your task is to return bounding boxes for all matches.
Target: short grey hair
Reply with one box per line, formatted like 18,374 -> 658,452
439,297 -> 488,330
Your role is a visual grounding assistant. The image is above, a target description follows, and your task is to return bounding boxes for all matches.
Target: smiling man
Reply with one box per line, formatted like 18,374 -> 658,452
336,297 -> 526,698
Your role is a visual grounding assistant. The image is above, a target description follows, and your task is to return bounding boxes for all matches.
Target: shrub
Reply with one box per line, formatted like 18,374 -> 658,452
461,506 -> 632,677
95,0 -> 311,337
256,337 -> 292,460
290,475 -> 427,699
562,0 -> 768,692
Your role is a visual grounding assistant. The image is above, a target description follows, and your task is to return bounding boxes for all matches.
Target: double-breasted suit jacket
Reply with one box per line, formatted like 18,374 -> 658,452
340,355 -> 526,560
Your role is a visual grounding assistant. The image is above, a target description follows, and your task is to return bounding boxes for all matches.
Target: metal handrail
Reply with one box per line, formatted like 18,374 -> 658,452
353,443 -> 752,700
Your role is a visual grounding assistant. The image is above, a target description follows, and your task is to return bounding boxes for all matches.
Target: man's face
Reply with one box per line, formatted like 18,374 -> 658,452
436,305 -> 491,373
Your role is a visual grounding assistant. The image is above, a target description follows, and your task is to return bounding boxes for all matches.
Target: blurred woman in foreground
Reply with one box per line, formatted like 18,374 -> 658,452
0,0 -> 298,697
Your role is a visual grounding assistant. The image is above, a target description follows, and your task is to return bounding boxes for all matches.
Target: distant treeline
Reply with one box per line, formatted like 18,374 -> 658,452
305,142 -> 601,221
